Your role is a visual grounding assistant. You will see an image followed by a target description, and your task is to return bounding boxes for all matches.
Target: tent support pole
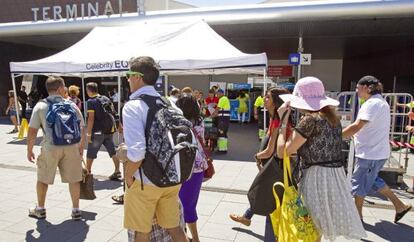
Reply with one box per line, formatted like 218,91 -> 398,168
164,75 -> 169,97
81,76 -> 87,123
117,74 -> 122,143
11,73 -> 21,127
263,68 -> 267,132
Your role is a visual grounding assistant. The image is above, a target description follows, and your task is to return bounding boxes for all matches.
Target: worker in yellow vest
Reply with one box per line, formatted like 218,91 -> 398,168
254,95 -> 268,139
212,89 -> 230,152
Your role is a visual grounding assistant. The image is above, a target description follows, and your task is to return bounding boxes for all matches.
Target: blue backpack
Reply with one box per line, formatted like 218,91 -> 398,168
45,99 -> 81,146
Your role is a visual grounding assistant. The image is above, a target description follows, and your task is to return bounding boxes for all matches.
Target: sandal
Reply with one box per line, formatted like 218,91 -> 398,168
7,129 -> 18,134
109,171 -> 121,180
112,194 -> 124,204
394,205 -> 412,223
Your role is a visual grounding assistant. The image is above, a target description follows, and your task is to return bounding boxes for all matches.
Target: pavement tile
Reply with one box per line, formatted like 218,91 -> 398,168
198,191 -> 225,205
197,203 -> 218,216
92,215 -> 123,231
0,230 -> 24,242
4,218 -> 52,235
234,228 -> 264,242
209,201 -> 247,225
0,219 -> 15,230
193,214 -> 209,231
200,222 -> 239,241
0,207 -> 30,224
199,237 -> 232,242
222,194 -> 249,204
109,230 -> 128,242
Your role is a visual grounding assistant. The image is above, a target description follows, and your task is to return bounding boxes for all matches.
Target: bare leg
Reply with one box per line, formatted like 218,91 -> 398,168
378,186 -> 409,213
36,181 -> 48,207
10,115 -> 18,130
166,226 -> 189,242
111,155 -> 120,173
354,196 -> 364,219
187,222 -> 200,242
86,158 -> 94,173
69,182 -> 80,209
134,231 -> 150,242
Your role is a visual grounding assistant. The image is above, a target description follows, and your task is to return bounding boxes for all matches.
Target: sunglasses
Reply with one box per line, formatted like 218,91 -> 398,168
126,71 -> 144,79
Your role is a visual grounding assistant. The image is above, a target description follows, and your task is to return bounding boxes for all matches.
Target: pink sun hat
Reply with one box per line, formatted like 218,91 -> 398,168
279,76 -> 339,111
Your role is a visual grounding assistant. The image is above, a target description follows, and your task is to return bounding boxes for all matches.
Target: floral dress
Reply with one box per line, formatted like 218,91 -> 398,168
295,114 -> 366,241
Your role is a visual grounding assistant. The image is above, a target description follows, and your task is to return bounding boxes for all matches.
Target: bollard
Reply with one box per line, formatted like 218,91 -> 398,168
17,118 -> 29,139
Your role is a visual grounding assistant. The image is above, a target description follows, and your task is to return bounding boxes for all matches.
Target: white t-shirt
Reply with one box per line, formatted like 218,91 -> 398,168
354,94 -> 390,160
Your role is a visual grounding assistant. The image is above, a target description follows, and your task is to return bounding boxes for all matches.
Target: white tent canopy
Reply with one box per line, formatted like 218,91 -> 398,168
9,20 -> 268,128
10,21 -> 267,76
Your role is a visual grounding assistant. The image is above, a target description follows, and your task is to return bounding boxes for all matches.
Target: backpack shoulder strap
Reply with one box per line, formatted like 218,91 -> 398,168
135,94 -> 162,143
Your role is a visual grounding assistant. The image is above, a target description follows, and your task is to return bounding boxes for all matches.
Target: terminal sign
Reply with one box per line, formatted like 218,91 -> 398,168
31,0 -> 132,22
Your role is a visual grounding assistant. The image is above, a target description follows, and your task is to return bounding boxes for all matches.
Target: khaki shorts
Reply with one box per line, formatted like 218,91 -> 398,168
124,180 -> 181,233
37,145 -> 83,185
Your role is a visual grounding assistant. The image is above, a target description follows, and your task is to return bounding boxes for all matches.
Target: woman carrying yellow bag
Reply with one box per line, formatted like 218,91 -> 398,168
270,150 -> 319,242
275,77 -> 366,241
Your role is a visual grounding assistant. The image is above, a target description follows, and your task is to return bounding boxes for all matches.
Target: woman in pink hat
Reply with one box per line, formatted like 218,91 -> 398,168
276,77 -> 366,241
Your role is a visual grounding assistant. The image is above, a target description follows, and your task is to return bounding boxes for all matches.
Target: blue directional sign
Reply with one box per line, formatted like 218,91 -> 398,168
288,53 -> 300,66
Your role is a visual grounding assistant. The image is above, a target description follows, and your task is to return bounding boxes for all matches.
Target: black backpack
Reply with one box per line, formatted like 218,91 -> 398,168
137,95 -> 197,188
96,96 -> 116,134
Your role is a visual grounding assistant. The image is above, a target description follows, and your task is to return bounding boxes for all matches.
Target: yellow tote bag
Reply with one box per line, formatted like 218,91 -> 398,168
270,151 -> 320,242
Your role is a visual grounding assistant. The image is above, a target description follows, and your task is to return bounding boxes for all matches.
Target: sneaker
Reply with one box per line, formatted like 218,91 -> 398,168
71,210 -> 82,221
109,171 -> 122,180
28,207 -> 46,219
229,214 -> 251,226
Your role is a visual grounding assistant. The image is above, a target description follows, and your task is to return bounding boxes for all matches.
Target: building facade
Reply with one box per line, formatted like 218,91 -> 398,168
1,0 -> 414,113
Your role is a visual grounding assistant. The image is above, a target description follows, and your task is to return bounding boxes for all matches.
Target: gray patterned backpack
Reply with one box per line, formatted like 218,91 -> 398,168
136,94 -> 197,188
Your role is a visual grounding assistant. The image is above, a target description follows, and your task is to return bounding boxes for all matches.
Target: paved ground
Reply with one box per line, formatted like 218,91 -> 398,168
0,122 -> 413,242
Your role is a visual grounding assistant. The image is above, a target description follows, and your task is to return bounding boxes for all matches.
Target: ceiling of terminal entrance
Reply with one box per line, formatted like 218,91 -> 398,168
1,17 -> 414,60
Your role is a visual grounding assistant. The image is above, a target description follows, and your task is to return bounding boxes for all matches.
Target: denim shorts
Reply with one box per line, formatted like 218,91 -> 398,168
351,158 -> 387,197
86,133 -> 116,159
9,109 -> 17,117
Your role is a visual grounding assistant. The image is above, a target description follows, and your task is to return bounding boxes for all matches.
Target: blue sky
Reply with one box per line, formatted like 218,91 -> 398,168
178,0 -> 262,7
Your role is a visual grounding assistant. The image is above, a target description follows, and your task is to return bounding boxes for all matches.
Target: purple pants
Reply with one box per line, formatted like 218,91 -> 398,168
179,171 -> 204,223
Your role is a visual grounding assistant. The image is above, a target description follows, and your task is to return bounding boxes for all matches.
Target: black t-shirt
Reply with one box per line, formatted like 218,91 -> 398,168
87,95 -> 113,134
18,91 -> 28,104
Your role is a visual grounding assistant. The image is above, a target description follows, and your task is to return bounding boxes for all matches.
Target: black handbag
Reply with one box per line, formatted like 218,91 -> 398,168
247,152 -> 284,216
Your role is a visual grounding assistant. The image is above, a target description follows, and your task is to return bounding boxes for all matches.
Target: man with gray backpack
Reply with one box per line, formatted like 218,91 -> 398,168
123,56 -> 196,242
27,76 -> 85,220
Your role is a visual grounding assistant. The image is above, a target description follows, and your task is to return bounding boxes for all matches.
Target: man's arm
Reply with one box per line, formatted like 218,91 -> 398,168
342,119 -> 368,139
125,159 -> 142,188
27,127 -> 38,162
86,111 -> 95,143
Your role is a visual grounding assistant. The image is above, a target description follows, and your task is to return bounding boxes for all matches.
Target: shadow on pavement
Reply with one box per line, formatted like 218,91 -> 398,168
7,137 -> 42,146
363,220 -> 414,241
25,211 -> 97,242
232,227 -> 265,241
94,178 -> 122,191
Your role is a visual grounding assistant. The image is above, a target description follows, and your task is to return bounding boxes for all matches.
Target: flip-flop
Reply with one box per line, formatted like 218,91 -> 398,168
394,205 -> 412,223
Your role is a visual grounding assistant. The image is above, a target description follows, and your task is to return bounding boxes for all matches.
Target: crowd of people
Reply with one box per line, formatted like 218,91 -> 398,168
15,55 -> 412,242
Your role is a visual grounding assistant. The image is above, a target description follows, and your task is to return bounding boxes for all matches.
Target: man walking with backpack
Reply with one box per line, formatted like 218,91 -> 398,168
27,76 -> 85,220
123,56 -> 191,242
85,82 -> 121,180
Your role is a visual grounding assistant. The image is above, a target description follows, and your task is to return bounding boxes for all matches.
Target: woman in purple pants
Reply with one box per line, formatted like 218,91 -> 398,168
176,94 -> 208,242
